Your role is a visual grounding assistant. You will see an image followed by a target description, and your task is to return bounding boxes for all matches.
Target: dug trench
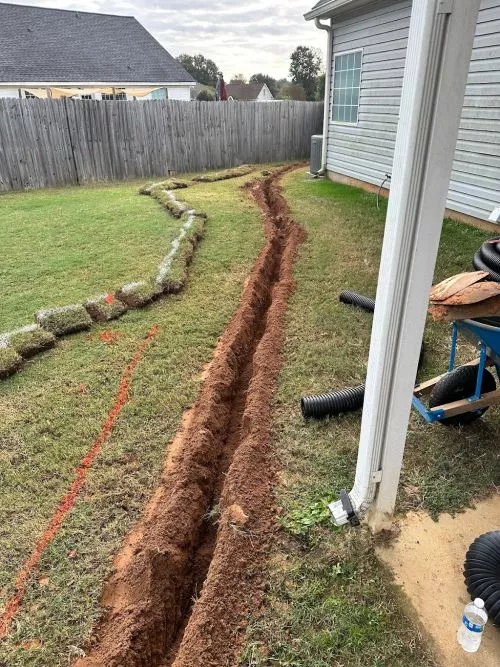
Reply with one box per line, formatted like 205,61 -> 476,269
75,165 -> 306,667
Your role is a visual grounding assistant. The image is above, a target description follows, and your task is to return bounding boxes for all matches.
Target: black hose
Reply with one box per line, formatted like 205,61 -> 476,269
473,251 -> 500,282
301,385 -> 365,419
339,290 -> 375,313
464,531 -> 500,626
480,241 -> 500,273
473,241 -> 500,283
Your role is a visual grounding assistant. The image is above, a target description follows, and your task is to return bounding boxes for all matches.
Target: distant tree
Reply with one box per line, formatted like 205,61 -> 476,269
230,73 -> 247,84
177,54 -> 219,87
197,89 -> 215,101
278,82 -> 307,101
316,73 -> 326,100
289,46 -> 322,101
249,73 -> 278,98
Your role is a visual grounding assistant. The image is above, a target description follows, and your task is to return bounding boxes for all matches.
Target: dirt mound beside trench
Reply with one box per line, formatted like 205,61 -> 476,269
75,164 -> 305,667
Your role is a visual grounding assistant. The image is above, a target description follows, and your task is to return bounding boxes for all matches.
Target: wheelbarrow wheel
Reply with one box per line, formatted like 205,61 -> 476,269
429,365 -> 496,426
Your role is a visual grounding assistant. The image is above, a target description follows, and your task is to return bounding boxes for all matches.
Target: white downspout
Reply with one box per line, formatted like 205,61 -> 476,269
328,0 -> 481,529
314,18 -> 333,175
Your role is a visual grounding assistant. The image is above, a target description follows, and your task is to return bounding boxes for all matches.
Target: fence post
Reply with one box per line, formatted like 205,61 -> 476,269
63,97 -> 79,185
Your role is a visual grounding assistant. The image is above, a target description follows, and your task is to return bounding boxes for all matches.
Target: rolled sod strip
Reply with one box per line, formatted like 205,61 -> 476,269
115,280 -> 163,308
84,293 -> 128,323
0,324 -> 56,358
0,345 -> 23,379
155,213 -> 206,293
36,304 -> 93,336
192,165 -> 253,182
140,179 -> 189,195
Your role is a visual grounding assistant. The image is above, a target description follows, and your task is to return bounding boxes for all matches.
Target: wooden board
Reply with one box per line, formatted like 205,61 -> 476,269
429,295 -> 500,321
439,280 -> 500,306
430,387 -> 500,418
429,271 -> 488,302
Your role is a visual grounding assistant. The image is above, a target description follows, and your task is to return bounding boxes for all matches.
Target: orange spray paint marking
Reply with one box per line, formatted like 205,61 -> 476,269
0,324 -> 159,640
99,330 -> 120,345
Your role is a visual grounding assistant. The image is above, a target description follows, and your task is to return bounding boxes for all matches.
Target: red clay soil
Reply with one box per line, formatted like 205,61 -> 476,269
74,165 -> 306,667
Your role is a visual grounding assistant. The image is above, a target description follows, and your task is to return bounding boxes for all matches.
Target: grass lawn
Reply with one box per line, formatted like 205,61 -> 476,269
0,169 -> 265,666
0,182 -> 188,331
241,170 -> 499,666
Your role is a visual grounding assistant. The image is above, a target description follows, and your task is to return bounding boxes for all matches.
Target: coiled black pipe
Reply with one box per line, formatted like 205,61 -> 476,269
339,290 -> 375,313
301,385 -> 365,419
473,240 -> 500,283
464,531 -> 500,626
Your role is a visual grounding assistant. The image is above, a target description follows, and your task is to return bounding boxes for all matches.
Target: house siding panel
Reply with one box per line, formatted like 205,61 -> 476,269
326,0 -> 500,222
0,87 -> 19,98
327,0 -> 411,189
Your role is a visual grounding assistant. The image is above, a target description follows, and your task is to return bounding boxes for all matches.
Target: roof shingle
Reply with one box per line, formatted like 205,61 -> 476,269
0,2 -> 195,84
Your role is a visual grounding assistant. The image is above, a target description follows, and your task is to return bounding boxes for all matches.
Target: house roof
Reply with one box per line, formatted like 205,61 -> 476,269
0,2 -> 196,84
226,83 -> 270,101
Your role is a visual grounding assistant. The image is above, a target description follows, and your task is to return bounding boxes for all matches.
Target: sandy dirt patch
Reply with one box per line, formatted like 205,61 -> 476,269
377,496 -> 500,666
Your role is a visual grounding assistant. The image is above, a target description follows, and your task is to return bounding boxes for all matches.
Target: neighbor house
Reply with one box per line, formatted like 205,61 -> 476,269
305,0 -> 500,225
0,3 -> 195,101
226,83 -> 275,102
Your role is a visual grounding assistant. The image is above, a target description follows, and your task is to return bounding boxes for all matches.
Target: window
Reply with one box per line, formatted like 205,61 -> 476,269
81,94 -> 93,100
332,50 -> 362,124
102,92 -> 127,101
24,90 -> 36,99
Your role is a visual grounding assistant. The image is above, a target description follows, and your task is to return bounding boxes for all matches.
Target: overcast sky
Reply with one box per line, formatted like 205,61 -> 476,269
13,0 -> 325,80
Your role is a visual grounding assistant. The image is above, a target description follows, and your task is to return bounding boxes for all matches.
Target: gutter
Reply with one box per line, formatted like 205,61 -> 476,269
314,18 -> 333,175
305,0 -> 382,21
0,81 -> 195,88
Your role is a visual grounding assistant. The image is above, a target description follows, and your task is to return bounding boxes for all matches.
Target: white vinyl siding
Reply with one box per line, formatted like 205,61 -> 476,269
0,87 -> 19,98
166,86 -> 191,101
326,0 -> 500,223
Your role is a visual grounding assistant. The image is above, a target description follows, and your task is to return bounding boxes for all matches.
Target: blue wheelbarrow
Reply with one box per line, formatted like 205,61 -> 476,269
413,318 -> 500,426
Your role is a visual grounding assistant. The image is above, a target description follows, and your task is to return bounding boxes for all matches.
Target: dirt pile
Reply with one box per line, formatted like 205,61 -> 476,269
75,165 -> 305,667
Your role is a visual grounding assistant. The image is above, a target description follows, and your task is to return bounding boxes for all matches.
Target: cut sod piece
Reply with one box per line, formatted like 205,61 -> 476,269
0,324 -> 56,358
115,280 -> 163,308
0,345 -> 23,379
140,179 -> 189,195
192,165 -> 253,182
36,304 -> 93,336
84,293 -> 128,323
150,189 -> 189,218
155,215 -> 206,293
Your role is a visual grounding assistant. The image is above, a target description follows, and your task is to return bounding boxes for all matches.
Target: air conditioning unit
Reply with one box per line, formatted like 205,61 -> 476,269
310,135 -> 324,175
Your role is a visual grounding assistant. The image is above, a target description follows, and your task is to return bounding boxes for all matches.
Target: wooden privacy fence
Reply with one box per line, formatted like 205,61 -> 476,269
0,99 -> 323,192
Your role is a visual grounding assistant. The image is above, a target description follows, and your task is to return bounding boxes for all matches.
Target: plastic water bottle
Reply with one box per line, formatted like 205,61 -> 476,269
457,598 -> 488,653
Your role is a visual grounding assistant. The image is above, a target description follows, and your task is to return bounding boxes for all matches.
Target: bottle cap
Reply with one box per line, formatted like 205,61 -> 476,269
474,598 -> 485,609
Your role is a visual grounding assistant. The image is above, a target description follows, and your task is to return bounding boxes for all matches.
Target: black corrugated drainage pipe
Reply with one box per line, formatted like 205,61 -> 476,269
464,531 -> 500,625
473,240 -> 500,283
339,290 -> 375,313
301,385 -> 365,419
300,291 -> 425,420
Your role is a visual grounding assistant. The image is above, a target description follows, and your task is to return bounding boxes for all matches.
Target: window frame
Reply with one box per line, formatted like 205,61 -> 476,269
330,47 -> 363,126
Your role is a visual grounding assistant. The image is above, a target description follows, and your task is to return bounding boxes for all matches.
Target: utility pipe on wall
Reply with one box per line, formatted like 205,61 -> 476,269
329,0 -> 481,529
314,18 -> 333,174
